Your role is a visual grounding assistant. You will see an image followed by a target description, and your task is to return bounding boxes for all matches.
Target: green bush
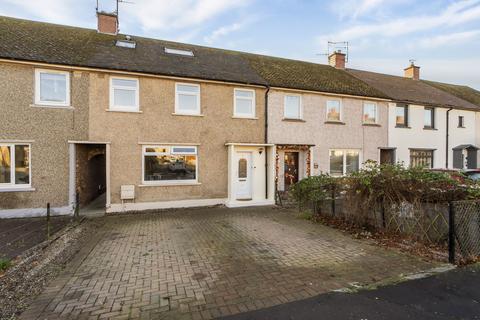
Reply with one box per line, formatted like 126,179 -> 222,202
0,258 -> 11,272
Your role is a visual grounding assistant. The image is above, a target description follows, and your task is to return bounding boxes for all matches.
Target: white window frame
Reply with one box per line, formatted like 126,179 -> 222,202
141,145 -> 198,185
328,149 -> 361,176
35,69 -> 70,107
233,88 -> 256,118
109,76 -> 140,112
283,94 -> 302,119
326,99 -> 342,122
0,143 -> 32,190
175,83 -> 201,115
363,102 -> 378,124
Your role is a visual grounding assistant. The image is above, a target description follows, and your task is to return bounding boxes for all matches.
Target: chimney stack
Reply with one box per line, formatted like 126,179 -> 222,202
328,50 -> 346,69
404,62 -> 420,80
97,11 -> 118,35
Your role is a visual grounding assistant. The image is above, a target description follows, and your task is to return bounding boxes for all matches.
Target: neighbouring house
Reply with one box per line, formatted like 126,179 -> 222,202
348,64 -> 480,169
1,12 -> 480,218
247,51 -> 390,193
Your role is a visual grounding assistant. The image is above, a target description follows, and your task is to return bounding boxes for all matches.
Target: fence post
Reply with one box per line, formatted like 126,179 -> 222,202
381,200 -> 386,229
331,184 -> 336,217
46,202 -> 51,240
75,192 -> 80,221
448,201 -> 456,264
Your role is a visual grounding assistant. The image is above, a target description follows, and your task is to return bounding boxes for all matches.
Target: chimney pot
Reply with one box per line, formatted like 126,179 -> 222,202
97,11 -> 118,35
328,51 -> 346,69
404,62 -> 420,80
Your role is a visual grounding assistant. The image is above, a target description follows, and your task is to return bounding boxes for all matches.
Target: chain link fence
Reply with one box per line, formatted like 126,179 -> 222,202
311,196 -> 480,264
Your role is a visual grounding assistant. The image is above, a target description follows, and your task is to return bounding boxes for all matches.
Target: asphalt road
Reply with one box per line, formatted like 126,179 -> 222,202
222,264 -> 480,320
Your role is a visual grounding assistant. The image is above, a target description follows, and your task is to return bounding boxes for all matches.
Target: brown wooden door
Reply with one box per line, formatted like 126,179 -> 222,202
284,152 -> 299,190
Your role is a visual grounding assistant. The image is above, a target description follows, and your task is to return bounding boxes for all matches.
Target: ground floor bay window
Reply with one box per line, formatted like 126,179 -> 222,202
0,144 -> 31,189
329,149 -> 360,176
410,149 -> 434,168
142,146 -> 197,184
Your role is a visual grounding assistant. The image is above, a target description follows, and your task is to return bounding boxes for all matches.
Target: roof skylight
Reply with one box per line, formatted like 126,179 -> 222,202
116,39 -> 136,49
164,47 -> 194,56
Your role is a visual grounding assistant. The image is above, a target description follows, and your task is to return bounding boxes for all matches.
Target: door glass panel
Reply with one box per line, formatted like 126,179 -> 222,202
0,146 -> 11,183
15,145 -> 30,184
238,158 -> 247,179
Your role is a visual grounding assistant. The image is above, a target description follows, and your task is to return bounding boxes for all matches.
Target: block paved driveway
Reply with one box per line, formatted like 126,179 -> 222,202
21,206 -> 438,320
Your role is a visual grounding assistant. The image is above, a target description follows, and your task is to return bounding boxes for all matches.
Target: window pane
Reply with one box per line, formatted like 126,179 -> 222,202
327,101 -> 341,121
15,145 -> 29,184
346,150 -> 359,174
177,84 -> 199,93
235,98 -> 253,115
285,96 -> 300,118
236,90 -> 253,98
329,150 -> 344,177
112,78 -> 137,88
144,155 -> 196,181
424,109 -> 433,127
40,73 -> 66,102
410,150 -> 433,168
178,93 -> 198,111
145,147 -> 169,154
396,106 -> 406,125
363,103 -> 376,123
0,146 -> 11,183
171,147 -> 196,154
113,88 -> 136,107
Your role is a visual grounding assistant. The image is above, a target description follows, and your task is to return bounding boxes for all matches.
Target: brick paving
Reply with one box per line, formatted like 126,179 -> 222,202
20,206 -> 438,320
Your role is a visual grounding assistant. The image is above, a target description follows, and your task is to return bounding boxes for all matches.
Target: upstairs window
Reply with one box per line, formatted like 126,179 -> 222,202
0,144 -> 30,188
142,146 -> 197,184
458,116 -> 465,128
234,89 -> 255,118
109,77 -> 139,112
395,104 -> 408,127
326,100 -> 341,122
363,102 -> 377,124
35,69 -> 70,107
424,107 -> 435,129
284,95 -> 301,119
175,83 -> 201,115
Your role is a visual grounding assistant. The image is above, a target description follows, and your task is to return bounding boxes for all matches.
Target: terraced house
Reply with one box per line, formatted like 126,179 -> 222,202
1,13 -> 480,218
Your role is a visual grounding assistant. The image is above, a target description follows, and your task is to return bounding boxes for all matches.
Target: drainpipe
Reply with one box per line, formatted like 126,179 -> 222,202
446,107 -> 453,168
264,86 -> 270,200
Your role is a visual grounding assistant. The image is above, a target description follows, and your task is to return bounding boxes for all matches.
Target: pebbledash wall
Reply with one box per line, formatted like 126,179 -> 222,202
267,89 -> 389,175
87,72 -> 267,212
388,103 -> 478,168
0,62 -> 89,217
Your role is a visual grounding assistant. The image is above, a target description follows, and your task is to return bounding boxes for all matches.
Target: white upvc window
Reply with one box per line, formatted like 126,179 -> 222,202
0,144 -> 31,189
142,145 -> 198,185
326,100 -> 342,122
329,149 -> 360,176
363,102 -> 378,124
234,89 -> 256,118
109,77 -> 139,112
284,95 -> 302,119
35,69 -> 70,107
175,83 -> 201,115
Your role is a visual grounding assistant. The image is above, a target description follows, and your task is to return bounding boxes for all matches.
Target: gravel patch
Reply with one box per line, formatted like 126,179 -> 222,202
0,218 -> 104,319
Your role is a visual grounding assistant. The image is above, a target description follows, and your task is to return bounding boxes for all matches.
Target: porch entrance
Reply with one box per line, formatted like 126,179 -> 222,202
380,148 -> 396,165
284,152 -> 299,191
69,142 -> 110,216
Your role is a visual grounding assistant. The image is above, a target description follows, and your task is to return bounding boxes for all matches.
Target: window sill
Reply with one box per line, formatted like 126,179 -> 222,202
395,125 -> 411,129
172,113 -> 204,117
423,127 -> 438,131
324,121 -> 345,125
106,109 -> 143,113
0,187 -> 36,192
362,123 -> 381,127
232,116 -> 258,120
139,182 -> 202,187
458,126 -> 466,129
30,104 -> 73,109
282,118 -> 305,122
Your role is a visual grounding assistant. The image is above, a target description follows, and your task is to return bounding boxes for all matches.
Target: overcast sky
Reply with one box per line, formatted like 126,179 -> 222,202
1,0 -> 479,89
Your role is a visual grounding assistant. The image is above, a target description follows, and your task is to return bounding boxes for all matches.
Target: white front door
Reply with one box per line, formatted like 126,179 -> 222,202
235,152 -> 252,200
